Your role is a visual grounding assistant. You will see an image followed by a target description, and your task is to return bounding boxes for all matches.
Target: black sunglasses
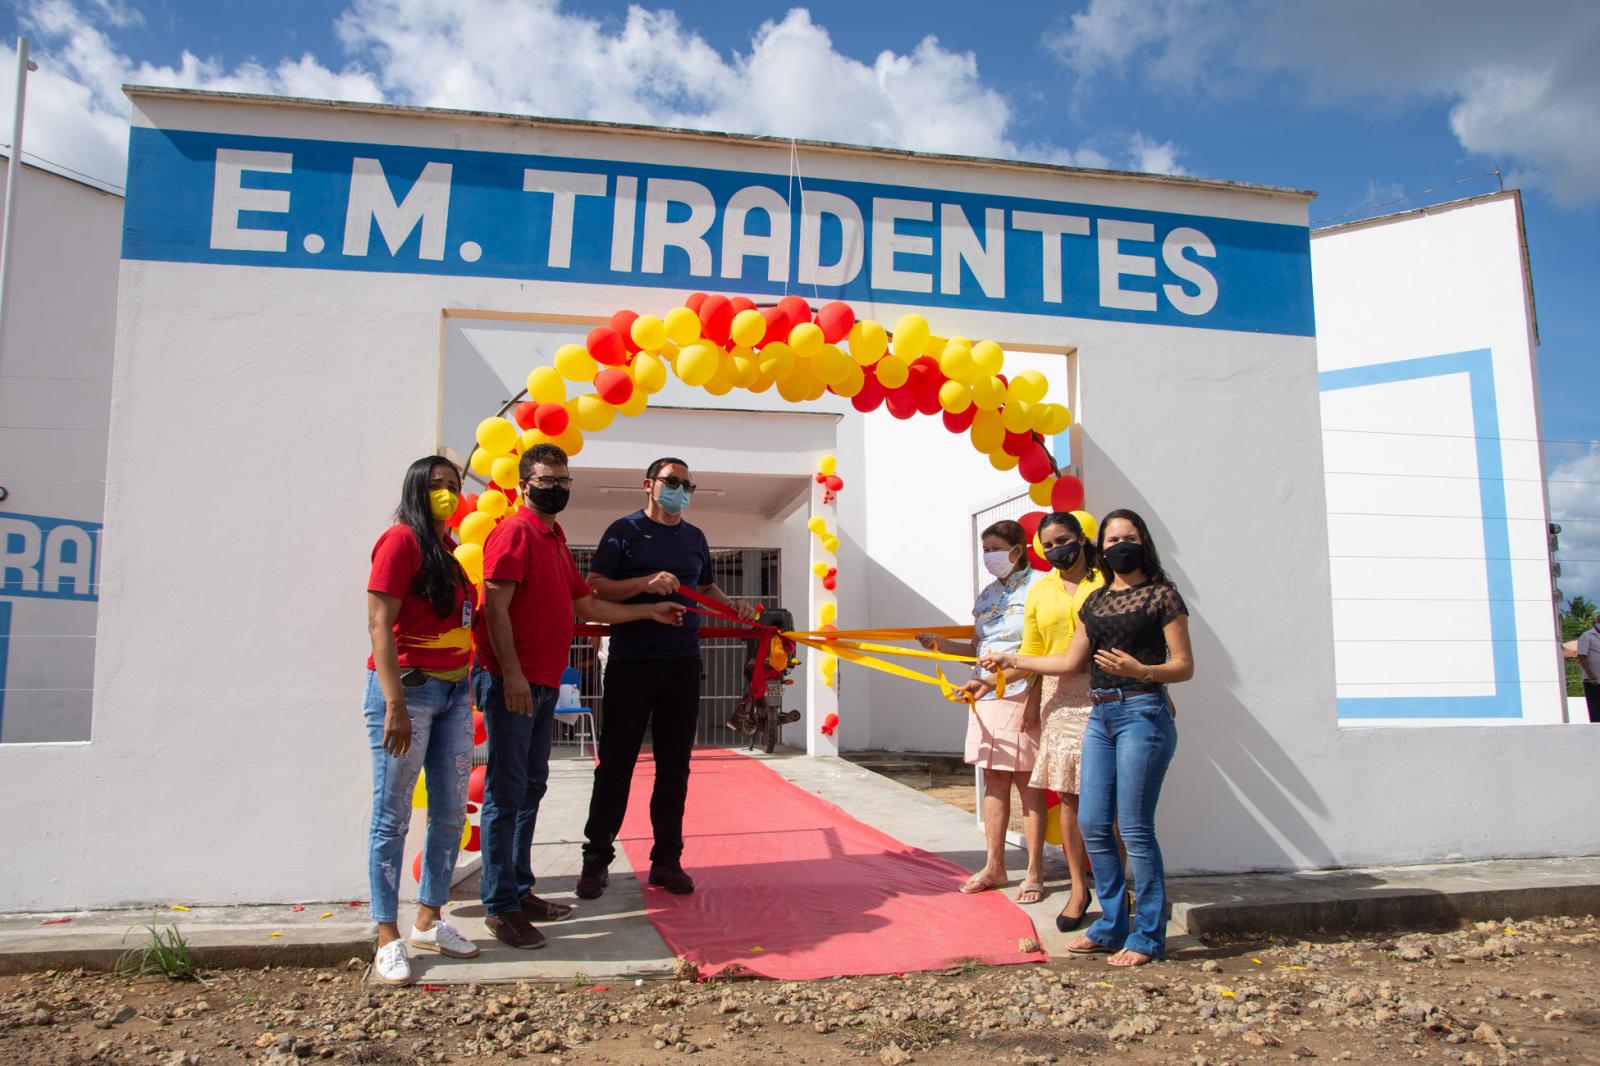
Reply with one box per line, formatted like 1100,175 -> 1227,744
653,475 -> 697,494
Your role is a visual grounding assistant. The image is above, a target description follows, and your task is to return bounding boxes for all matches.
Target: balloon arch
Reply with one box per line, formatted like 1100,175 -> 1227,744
449,290 -> 1088,588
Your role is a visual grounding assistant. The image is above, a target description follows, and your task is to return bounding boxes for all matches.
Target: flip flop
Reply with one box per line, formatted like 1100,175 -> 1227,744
1013,880 -> 1044,904
1065,936 -> 1114,955
959,874 -> 1005,894
1108,949 -> 1156,967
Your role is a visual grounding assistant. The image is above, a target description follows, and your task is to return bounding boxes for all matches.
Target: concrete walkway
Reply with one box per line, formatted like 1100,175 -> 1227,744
4,749 -> 1598,981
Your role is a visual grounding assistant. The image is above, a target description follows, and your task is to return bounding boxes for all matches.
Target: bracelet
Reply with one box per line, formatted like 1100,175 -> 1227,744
1141,666 -> 1155,683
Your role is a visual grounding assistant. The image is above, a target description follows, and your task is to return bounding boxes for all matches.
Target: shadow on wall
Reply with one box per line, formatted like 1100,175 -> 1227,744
1080,445 -> 1341,875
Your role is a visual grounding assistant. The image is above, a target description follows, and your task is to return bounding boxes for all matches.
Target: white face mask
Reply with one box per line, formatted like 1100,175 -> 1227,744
982,550 -> 1017,579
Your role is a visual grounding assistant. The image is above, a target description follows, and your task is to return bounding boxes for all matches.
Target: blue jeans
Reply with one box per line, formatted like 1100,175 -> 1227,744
1078,689 -> 1178,958
363,670 -> 473,924
473,667 -> 558,916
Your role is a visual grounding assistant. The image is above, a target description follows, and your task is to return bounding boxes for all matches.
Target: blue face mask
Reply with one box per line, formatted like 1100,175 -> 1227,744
656,484 -> 691,515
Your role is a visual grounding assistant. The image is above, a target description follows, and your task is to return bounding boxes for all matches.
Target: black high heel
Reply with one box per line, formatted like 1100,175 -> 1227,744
1055,899 -> 1089,932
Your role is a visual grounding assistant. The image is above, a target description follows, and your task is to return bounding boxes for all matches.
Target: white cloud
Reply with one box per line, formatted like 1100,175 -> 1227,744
1046,0 -> 1600,206
1548,443 -> 1600,605
5,0 -> 1176,190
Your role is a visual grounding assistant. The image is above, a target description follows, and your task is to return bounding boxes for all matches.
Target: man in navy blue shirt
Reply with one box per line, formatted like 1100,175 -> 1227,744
577,457 -> 755,898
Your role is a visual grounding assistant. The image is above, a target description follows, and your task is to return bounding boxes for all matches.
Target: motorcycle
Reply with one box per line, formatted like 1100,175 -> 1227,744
726,606 -> 801,753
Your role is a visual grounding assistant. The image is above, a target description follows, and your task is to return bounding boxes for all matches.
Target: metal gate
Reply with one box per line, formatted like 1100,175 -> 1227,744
565,547 -> 782,749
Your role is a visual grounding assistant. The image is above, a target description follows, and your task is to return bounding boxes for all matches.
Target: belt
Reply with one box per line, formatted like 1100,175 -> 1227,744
1089,684 -> 1164,705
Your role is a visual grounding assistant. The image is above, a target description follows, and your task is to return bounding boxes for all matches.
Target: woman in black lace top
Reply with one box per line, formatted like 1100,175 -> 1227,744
982,509 -> 1192,966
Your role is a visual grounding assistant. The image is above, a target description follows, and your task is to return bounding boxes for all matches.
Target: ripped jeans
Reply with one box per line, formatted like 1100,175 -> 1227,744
363,670 -> 474,924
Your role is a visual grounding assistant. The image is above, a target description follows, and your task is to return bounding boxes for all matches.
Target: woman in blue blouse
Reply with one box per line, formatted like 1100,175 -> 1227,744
917,519 -> 1046,903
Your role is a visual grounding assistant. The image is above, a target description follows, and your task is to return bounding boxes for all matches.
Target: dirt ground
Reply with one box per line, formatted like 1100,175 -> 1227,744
3,914 -> 1598,1065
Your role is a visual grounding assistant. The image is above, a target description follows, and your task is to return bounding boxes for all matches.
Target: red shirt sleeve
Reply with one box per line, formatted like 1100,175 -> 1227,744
566,553 -> 588,600
482,518 -> 528,584
368,526 -> 420,597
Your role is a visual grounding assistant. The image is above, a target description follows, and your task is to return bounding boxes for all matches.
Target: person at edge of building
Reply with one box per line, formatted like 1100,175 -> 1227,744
984,509 -> 1193,967
1021,511 -> 1106,933
916,519 -> 1048,905
473,444 -> 686,950
576,457 -> 757,901
1576,615 -> 1600,722
364,455 -> 481,986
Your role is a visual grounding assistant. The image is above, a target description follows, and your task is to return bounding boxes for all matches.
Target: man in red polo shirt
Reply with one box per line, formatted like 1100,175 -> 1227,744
472,443 -> 683,950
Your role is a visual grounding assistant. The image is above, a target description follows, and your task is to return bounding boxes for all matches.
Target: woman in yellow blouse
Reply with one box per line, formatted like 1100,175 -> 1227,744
1022,511 -> 1104,931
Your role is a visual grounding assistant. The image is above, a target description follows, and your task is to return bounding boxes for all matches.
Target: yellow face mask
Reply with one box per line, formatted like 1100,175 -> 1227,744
428,489 -> 460,521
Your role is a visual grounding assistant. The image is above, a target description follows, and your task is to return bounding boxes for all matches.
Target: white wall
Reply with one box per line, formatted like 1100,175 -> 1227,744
0,162 -> 122,743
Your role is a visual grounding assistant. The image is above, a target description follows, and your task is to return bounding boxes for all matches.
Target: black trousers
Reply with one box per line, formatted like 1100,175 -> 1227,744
1585,681 -> 1600,724
582,658 -> 701,866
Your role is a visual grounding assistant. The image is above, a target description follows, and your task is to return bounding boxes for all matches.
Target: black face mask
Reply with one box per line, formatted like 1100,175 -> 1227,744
1043,542 -> 1082,570
1103,540 -> 1146,574
524,485 -> 570,515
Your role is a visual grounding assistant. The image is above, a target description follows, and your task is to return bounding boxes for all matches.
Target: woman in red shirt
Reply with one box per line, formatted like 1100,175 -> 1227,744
364,456 -> 481,984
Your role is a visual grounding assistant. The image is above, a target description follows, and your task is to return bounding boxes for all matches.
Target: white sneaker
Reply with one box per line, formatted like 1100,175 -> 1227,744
373,939 -> 413,985
409,917 -> 480,959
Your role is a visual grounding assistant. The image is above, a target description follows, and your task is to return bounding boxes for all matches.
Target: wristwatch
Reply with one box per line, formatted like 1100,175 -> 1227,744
1141,666 -> 1155,683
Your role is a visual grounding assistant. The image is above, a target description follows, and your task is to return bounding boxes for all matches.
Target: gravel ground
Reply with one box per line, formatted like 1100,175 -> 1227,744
2,914 -> 1598,1065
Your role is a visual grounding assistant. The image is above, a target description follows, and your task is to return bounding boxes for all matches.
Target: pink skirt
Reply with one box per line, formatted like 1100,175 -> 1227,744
964,689 -> 1040,772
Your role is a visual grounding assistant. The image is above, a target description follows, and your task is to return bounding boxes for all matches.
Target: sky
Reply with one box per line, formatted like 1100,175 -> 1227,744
5,0 -> 1599,598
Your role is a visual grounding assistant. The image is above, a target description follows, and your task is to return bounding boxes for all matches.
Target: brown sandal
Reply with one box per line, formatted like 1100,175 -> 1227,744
960,873 -> 1005,894
1013,880 -> 1044,904
1065,935 -> 1113,955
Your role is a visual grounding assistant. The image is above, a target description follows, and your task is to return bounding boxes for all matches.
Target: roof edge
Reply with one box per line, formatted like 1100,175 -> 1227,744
122,85 -> 1317,203
1310,188 -> 1516,236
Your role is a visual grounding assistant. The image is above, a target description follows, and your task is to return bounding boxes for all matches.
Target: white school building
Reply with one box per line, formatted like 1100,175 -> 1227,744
0,87 -> 1592,912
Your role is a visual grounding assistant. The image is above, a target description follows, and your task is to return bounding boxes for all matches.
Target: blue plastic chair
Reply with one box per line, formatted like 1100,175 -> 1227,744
553,666 -> 595,758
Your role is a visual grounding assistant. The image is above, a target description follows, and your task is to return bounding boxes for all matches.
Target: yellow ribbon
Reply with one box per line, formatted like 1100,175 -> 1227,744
779,624 -> 1006,710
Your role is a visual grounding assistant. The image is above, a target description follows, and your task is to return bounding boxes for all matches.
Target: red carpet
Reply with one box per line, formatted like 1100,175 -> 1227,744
617,749 -> 1048,980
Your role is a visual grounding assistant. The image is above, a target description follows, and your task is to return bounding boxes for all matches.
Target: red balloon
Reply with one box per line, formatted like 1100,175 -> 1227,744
826,567 -> 837,578
472,710 -> 487,746
463,825 -> 481,853
1018,510 -> 1045,540
851,372 -> 886,413
943,406 -> 977,433
412,851 -> 423,883
820,712 -> 839,737
513,401 -> 540,430
760,305 -> 792,346
594,368 -> 634,406
684,292 -> 708,313
586,325 -> 628,366
824,474 -> 844,493
815,301 -> 855,344
1050,474 -> 1085,513
1019,443 -> 1055,484
698,295 -> 734,345
1001,430 -> 1034,457
534,402 -> 570,436
608,310 -> 641,354
728,296 -> 756,316
885,386 -> 919,420
1027,545 -> 1052,572
777,295 -> 812,326
814,471 -> 827,484
447,492 -> 471,528
468,764 -> 487,805
822,575 -> 837,591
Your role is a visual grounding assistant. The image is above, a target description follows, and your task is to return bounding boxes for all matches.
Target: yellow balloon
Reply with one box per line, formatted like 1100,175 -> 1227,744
891,313 -> 929,360
1028,478 -> 1055,507
519,428 -> 544,451
1029,402 -> 1058,435
728,347 -> 760,388
468,448 -> 499,478
777,359 -> 818,403
553,426 -> 584,457
789,321 -> 825,359
664,306 -> 702,346
459,511 -> 496,546
812,343 -> 853,385
970,409 -> 1004,453
748,371 -> 775,393
476,417 -> 518,455
833,360 -> 866,398
526,366 -> 567,405
476,490 -> 509,518
758,341 -> 796,381
1040,403 -> 1073,435
807,516 -> 828,536
939,342 -> 975,382
574,393 -> 615,432
453,542 -> 484,585
618,388 -> 649,417
970,339 -> 1004,377
970,374 -> 1005,411
1071,510 -> 1097,541
875,354 -> 909,389
819,601 -> 838,626
1001,401 -> 1034,434
412,770 -> 429,809
554,343 -> 598,382
989,449 -> 1020,472
849,320 -> 888,365
630,314 -> 667,352
730,308 -> 767,348
821,533 -> 840,554
812,561 -> 830,578
633,351 -> 667,393
703,355 -> 735,396
805,376 -> 828,402
937,380 -> 973,414
675,342 -> 720,387
491,456 -> 520,491
818,455 -> 838,476
1010,369 -> 1049,405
